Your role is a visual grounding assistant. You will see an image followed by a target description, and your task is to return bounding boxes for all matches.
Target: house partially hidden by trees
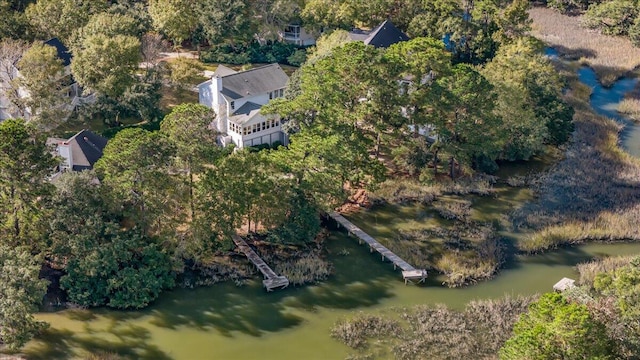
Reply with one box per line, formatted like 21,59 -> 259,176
0,38 -> 92,121
280,23 -> 317,46
197,64 -> 289,149
349,20 -> 409,49
47,129 -> 107,173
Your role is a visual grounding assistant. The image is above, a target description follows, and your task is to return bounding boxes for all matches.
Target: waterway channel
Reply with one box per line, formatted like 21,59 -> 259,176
24,58 -> 640,359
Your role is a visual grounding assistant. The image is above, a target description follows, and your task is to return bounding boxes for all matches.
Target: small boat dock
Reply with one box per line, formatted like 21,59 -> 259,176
329,211 -> 427,284
232,235 -> 289,291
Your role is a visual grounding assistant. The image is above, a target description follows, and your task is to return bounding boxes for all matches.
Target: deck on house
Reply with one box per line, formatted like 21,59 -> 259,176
329,211 -> 428,284
232,235 -> 289,291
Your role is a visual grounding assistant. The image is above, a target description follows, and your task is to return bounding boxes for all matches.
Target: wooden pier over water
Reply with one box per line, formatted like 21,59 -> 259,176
329,212 -> 427,284
232,235 -> 289,291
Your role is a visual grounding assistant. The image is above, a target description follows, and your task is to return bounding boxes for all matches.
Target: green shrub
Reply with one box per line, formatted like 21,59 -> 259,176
201,41 -> 307,66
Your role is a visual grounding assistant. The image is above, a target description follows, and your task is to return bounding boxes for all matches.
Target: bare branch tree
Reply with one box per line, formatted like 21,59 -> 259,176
141,32 -> 169,68
0,39 -> 28,118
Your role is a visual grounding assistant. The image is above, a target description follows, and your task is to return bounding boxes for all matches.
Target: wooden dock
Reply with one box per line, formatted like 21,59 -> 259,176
232,235 -> 289,291
329,211 -> 427,284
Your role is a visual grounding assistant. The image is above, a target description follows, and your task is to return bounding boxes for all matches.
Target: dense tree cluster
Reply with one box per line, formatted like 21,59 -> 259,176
268,34 -> 572,179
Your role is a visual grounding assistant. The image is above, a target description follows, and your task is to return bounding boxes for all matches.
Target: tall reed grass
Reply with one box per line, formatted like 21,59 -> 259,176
618,98 -> 640,121
514,60 -> 640,252
577,255 -> 636,286
529,7 -> 640,86
332,295 -> 537,359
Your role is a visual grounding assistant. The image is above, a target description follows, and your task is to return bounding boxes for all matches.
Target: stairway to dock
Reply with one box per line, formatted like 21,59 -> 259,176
232,235 -> 289,291
329,211 -> 427,284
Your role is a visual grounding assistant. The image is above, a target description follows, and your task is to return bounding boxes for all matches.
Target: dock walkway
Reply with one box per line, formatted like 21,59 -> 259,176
329,211 -> 427,284
232,235 -> 289,291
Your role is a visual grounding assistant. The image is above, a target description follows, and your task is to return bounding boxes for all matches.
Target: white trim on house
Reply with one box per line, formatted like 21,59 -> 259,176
198,64 -> 290,149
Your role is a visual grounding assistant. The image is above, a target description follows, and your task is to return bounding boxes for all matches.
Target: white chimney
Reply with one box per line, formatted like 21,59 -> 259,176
211,75 -> 223,114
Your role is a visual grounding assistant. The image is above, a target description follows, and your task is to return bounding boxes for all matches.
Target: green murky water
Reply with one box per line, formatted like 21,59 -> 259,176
26,225 -> 640,359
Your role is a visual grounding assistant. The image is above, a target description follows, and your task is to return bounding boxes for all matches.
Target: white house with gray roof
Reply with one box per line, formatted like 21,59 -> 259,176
197,64 -> 289,149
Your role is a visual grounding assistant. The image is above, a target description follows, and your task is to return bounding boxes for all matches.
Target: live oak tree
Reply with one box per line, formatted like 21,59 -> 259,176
94,128 -> 177,235
0,118 -> 55,247
60,225 -> 175,309
24,0 -> 106,43
148,0 -> 199,45
0,0 -> 31,41
16,42 -> 70,128
71,34 -> 141,98
197,0 -> 253,45
0,245 -> 48,350
482,39 -> 574,152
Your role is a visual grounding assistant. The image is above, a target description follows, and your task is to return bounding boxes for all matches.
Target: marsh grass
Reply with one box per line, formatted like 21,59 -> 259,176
369,179 -> 442,205
333,295 -> 536,360
331,314 -> 402,349
617,98 -> 640,121
370,176 -> 495,206
432,199 -> 472,222
514,59 -> 640,252
529,7 -> 640,86
395,223 -> 502,287
577,255 -> 635,286
256,235 -> 333,286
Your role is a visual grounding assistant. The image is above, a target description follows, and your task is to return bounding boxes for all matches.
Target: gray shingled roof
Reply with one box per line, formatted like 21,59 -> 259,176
67,130 -> 108,171
349,20 -> 409,49
220,64 -> 289,100
213,64 -> 238,77
229,101 -> 263,125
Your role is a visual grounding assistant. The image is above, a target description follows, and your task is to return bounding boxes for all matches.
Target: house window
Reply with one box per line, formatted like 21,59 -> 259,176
269,91 -> 273,100
279,89 -> 284,97
230,101 -> 235,110
261,122 -> 266,131
275,120 -> 280,126
266,121 -> 271,129
252,124 -> 257,133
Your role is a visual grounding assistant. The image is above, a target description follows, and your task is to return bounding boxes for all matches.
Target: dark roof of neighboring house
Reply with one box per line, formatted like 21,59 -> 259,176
220,64 -> 289,100
66,129 -> 108,171
44,38 -> 72,67
349,20 -> 409,48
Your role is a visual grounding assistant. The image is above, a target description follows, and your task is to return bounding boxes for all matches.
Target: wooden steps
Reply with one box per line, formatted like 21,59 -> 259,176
232,235 -> 289,291
329,211 -> 427,284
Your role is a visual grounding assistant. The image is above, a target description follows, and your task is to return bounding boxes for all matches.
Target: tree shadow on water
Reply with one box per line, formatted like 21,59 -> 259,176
25,323 -> 172,360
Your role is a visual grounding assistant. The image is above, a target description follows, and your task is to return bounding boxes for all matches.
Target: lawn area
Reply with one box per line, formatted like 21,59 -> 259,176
159,85 -> 199,112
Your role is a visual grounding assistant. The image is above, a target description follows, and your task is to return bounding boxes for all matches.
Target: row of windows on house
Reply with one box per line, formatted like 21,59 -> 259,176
229,119 -> 281,136
269,89 -> 285,100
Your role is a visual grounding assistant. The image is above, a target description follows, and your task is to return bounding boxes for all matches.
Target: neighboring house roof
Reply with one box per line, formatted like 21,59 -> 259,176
49,129 -> 108,171
68,129 -> 107,170
229,101 -> 264,124
213,64 -> 238,77
349,20 -> 409,48
43,38 -> 72,67
220,64 -> 289,100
